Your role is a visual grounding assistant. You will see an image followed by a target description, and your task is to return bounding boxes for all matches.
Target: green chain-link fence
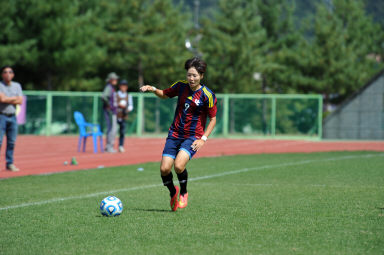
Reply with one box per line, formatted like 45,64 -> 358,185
20,91 -> 322,139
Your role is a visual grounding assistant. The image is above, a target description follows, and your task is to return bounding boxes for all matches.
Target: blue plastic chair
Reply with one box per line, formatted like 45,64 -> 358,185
74,111 -> 104,153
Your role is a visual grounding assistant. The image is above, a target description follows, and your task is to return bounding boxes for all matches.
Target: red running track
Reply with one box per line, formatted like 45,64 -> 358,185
0,135 -> 383,179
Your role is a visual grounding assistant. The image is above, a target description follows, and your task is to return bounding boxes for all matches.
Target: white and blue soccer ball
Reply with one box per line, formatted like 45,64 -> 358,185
100,196 -> 123,217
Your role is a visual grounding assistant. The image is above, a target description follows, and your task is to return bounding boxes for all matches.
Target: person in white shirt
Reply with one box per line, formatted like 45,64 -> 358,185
114,79 -> 133,153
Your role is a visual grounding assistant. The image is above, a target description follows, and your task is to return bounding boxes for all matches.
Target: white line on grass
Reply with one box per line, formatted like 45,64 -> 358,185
190,153 -> 382,181
0,184 -> 161,211
0,153 -> 382,211
195,182 -> 384,189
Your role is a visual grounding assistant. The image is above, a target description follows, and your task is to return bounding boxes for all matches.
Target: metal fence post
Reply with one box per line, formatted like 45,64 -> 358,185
136,94 -> 144,136
271,96 -> 276,137
92,95 -> 99,124
46,93 -> 52,136
223,95 -> 229,137
318,96 -> 323,140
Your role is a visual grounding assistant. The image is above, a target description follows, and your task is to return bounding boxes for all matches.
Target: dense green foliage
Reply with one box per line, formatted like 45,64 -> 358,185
200,0 -> 383,103
287,0 -> 384,104
0,0 -> 383,104
1,152 -> 383,254
100,0 -> 190,90
201,0 -> 267,93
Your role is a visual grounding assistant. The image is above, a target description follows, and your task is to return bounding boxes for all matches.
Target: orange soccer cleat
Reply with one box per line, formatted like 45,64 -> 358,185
170,186 -> 180,211
178,193 -> 188,209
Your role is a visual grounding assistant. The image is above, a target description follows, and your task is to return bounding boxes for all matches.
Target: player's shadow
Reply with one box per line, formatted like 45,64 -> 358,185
130,208 -> 172,213
95,208 -> 171,217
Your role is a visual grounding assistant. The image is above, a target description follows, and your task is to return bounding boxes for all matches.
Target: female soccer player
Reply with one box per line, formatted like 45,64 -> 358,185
140,57 -> 217,211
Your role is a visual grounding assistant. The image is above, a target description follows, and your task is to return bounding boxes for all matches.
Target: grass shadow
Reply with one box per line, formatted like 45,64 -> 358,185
130,208 -> 172,213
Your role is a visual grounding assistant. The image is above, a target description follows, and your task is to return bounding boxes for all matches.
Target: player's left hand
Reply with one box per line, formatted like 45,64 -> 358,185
191,139 -> 205,151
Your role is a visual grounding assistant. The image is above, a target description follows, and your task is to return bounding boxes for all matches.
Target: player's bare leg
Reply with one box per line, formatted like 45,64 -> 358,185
160,156 -> 174,176
174,151 -> 190,209
160,156 -> 179,211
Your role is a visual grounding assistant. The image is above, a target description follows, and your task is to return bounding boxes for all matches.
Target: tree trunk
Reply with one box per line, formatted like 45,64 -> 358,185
138,59 -> 144,88
47,71 -> 53,91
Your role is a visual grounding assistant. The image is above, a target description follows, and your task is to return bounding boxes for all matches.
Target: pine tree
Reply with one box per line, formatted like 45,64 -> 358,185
288,0 -> 383,104
101,0 -> 191,89
256,0 -> 301,93
200,0 -> 267,93
0,1 -> 38,82
0,0 -> 106,91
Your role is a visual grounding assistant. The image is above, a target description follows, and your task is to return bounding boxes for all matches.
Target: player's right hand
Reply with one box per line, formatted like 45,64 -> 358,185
140,85 -> 152,92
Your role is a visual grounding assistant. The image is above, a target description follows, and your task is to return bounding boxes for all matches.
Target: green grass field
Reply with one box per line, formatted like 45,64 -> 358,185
0,151 -> 383,255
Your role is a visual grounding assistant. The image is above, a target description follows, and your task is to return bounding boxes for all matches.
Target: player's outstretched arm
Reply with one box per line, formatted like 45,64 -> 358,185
140,85 -> 168,99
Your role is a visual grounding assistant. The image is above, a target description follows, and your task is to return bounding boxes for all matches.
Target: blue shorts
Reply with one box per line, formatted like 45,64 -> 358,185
162,137 -> 197,160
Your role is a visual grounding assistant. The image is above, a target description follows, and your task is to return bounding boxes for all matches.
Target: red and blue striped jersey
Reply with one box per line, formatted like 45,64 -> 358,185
163,80 -> 217,139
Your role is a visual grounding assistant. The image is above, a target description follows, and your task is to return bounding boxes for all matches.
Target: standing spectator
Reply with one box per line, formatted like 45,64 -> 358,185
115,79 -> 133,153
0,66 -> 23,172
102,72 -> 119,153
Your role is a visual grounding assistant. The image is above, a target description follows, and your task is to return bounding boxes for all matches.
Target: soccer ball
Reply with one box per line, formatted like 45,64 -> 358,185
100,196 -> 123,217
